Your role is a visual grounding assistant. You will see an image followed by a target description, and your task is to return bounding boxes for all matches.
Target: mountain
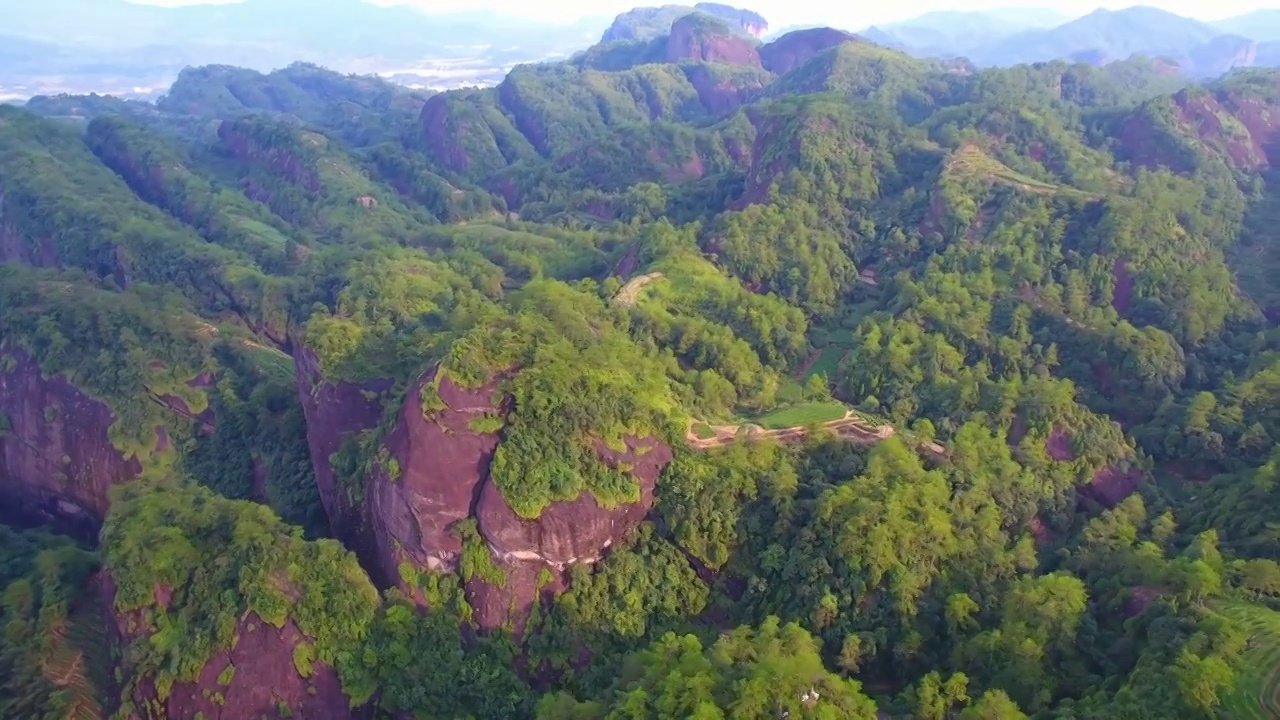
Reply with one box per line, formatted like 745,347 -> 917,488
974,7 -> 1224,65
3,14 -> 1280,720
861,8 -> 1073,57
600,2 -> 769,42
858,5 -> 1280,79
0,0 -> 610,99
1215,10 -> 1280,42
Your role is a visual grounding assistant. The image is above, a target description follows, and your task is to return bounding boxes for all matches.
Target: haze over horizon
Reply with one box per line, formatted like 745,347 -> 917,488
128,0 -> 1276,28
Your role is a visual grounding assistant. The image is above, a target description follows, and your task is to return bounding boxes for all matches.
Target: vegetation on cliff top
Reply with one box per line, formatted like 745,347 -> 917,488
101,480 -> 380,707
1,21 -> 1279,720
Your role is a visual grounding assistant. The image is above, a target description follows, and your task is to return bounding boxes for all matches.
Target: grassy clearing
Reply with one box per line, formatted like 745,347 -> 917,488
1218,600 -> 1280,720
803,344 -> 847,381
945,144 -> 1091,197
754,402 -> 847,430
691,422 -> 716,440
231,215 -> 291,246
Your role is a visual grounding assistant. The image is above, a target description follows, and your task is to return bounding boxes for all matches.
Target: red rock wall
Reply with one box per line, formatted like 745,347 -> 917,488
666,16 -> 761,66
103,575 -> 358,720
367,369 -> 500,582
759,28 -> 856,76
299,356 -> 676,632
0,347 -> 142,534
292,347 -> 389,548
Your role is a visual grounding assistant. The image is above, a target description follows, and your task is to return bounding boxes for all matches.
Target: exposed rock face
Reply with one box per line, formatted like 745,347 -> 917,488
217,119 -> 321,192
1083,464 -> 1145,507
465,557 -> 567,640
0,190 -> 59,267
477,436 -> 672,568
299,358 -> 675,631
682,64 -> 768,114
760,27 -> 856,75
666,14 -> 761,66
601,3 -> 768,44
695,2 -> 768,38
292,347 -> 390,547
104,576 -> 356,720
0,347 -> 142,536
1120,82 -> 1280,172
367,369 -> 500,582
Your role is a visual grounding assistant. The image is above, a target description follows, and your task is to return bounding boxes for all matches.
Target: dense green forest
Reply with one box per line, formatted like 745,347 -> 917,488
0,14 -> 1279,720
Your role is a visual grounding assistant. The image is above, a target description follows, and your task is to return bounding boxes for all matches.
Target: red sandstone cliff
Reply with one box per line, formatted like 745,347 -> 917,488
1120,81 -> 1280,172
0,346 -> 144,535
292,346 -> 390,551
759,27 -> 857,76
367,369 -> 500,583
666,14 -> 761,66
103,575 -> 358,720
302,358 -> 674,632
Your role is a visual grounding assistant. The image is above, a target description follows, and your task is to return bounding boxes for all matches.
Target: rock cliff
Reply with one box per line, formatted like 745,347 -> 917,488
1120,80 -> 1280,171
665,14 -> 761,66
292,346 -> 390,551
106,583 -> 355,720
0,347 -> 143,536
367,368 -> 500,583
100,481 -> 380,720
302,360 -> 674,632
759,27 -> 857,75
601,3 -> 768,44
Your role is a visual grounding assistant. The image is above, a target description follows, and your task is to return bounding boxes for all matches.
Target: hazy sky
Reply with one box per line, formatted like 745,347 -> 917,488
130,0 -> 1275,28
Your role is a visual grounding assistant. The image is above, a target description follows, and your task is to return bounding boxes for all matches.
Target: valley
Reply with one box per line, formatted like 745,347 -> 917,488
0,2 -> 1278,719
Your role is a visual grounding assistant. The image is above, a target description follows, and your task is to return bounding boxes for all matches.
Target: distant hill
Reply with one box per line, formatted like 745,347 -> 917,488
0,0 -> 609,99
601,3 -> 768,43
980,7 -> 1219,60
1214,10 -> 1280,42
862,5 -> 1280,79
861,8 -> 1072,58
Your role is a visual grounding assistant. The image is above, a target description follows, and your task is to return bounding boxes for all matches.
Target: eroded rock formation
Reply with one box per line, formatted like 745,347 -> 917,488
103,576 -> 358,720
0,347 -> 142,535
302,360 -> 674,631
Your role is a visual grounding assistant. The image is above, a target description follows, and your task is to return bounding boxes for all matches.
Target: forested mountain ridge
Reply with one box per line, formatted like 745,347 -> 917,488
0,15 -> 1279,720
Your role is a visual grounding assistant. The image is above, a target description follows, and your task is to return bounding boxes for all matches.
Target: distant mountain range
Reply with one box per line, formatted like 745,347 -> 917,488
4,1 -> 1280,102
861,6 -> 1280,78
0,0 -> 611,99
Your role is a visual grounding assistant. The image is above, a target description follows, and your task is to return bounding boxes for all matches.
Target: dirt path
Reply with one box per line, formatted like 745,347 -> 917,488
613,272 -> 664,307
685,411 -> 895,450
685,412 -> 949,460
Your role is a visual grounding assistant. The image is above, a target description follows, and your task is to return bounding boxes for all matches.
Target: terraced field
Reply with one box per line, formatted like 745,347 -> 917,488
1219,601 -> 1280,720
945,143 -> 1095,199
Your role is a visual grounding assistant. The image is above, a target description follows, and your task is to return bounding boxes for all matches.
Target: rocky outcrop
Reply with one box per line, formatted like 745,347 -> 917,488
1083,464 -> 1145,507
1120,81 -> 1280,172
0,347 -> 143,536
760,27 -> 856,75
462,435 -> 670,632
695,2 -> 767,38
292,347 -> 390,548
477,436 -> 672,568
367,369 -> 501,582
300,357 -> 675,632
0,190 -> 59,267
601,3 -> 768,44
103,576 -> 357,720
217,119 -> 321,192
666,14 -> 761,66
682,64 -> 769,114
